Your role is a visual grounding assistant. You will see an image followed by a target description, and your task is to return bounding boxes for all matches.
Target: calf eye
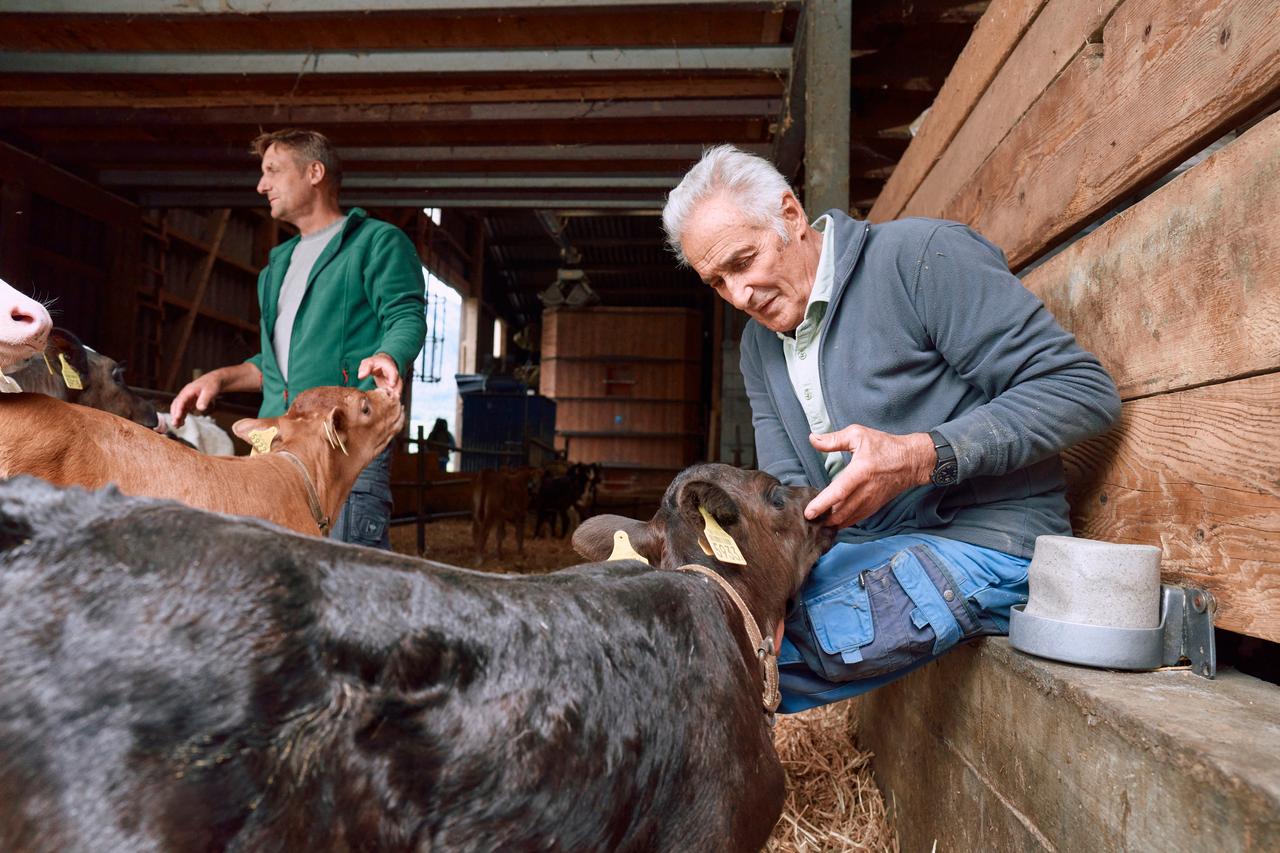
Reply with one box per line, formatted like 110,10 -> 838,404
770,489 -> 787,509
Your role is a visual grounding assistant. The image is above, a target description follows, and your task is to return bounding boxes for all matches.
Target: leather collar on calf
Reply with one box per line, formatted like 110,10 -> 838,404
675,563 -> 781,722
277,450 -> 331,535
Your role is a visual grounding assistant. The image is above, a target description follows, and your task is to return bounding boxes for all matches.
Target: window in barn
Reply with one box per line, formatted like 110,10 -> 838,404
409,267 -> 462,471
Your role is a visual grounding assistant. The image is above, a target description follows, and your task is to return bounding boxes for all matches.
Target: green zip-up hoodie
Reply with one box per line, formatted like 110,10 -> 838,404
246,208 -> 426,418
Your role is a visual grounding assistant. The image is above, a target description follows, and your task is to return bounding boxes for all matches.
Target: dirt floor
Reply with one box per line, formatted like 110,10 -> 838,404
391,518 -> 898,851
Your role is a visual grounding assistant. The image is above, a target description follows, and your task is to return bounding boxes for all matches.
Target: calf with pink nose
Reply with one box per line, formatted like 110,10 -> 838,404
0,463 -> 830,851
0,277 -> 52,373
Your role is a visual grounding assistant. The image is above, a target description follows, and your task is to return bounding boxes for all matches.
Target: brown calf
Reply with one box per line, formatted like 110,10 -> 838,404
471,466 -> 538,561
0,386 -> 403,536
4,328 -> 158,428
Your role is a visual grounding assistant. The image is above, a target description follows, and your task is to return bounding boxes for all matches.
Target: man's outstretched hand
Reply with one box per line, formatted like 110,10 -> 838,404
804,425 -> 937,529
358,352 -> 403,399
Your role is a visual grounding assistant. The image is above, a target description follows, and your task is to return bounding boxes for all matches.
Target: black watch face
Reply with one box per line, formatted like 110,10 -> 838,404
932,461 -> 959,487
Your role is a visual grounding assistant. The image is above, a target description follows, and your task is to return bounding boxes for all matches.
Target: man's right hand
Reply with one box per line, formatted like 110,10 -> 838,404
169,372 -> 223,428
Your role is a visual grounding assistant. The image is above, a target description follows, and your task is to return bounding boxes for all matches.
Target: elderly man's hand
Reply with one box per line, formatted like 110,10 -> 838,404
804,425 -> 937,528
358,352 -> 403,399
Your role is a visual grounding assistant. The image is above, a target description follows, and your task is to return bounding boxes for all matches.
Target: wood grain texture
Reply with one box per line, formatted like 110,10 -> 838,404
1023,111 -> 1280,399
943,0 -> 1280,269
869,0 -> 1047,222
902,0 -> 1123,220
1063,373 -> 1280,641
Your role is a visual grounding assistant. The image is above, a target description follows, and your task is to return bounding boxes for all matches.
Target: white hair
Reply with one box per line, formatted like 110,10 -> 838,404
662,144 -> 794,266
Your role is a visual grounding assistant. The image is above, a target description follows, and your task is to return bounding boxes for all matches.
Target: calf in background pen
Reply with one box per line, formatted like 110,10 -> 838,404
472,466 -> 538,561
0,462 -> 830,851
0,385 -> 402,537
3,327 -> 158,428
533,460 -> 600,538
0,278 -> 51,372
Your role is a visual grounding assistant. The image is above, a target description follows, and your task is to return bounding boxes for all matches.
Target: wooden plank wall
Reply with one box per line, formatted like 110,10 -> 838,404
872,0 -> 1280,641
0,140 -> 139,363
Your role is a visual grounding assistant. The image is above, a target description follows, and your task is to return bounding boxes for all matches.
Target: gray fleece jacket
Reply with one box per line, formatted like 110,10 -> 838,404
740,212 -> 1121,558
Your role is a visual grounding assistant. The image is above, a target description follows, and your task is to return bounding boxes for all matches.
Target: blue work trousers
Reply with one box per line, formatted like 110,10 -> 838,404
779,534 -> 1030,713
332,445 -> 393,550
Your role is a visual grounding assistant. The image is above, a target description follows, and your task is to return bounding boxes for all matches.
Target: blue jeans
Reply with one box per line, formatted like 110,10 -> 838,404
332,445 -> 393,550
778,533 -> 1030,713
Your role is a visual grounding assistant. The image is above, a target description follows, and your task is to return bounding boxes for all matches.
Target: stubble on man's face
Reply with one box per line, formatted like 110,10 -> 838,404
257,144 -> 317,226
681,194 -> 813,333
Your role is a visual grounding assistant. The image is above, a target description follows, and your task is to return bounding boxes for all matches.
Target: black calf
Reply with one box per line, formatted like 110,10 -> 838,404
0,465 -> 829,852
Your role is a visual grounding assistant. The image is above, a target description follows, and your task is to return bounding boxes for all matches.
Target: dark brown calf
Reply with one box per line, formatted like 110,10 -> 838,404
4,328 -> 157,428
0,462 -> 831,851
471,466 -> 538,561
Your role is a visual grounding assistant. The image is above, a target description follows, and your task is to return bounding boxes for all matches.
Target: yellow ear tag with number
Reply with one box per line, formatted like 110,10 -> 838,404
698,505 -> 747,565
57,354 -> 83,391
607,530 -> 649,565
247,426 -> 278,457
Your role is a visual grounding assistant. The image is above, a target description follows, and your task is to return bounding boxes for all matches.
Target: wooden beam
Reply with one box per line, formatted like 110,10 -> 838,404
3,0 -> 797,11
0,99 -> 782,128
1063,372 -> 1280,643
102,172 -> 682,190
0,47 -> 791,75
0,140 -> 134,224
0,77 -> 784,109
1023,112 -> 1280,402
42,142 -> 772,165
770,1 -> 807,183
163,208 -> 232,391
135,191 -> 667,209
902,0 -> 1125,221
870,0 -> 1048,222
804,0 -> 851,213
944,0 -> 1280,270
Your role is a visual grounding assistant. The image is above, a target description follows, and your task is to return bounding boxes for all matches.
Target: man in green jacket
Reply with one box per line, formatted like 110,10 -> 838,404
169,129 -> 426,549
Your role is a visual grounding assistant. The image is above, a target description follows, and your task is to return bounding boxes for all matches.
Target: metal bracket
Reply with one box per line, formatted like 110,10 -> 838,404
1160,585 -> 1216,678
1008,584 -> 1217,677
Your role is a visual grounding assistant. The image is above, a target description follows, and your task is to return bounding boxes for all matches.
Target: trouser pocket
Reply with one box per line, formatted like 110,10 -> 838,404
787,544 -> 989,683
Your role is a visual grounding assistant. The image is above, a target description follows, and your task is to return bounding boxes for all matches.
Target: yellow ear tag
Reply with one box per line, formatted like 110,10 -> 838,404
698,505 -> 747,565
57,354 -> 83,391
247,426 -> 278,457
607,530 -> 649,565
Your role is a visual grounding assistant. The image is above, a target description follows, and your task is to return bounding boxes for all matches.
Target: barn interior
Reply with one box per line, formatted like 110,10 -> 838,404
0,0 -> 983,519
4,2 -> 1280,850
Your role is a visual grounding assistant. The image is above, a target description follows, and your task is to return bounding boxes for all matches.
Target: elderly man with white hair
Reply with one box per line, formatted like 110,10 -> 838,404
663,145 -> 1121,712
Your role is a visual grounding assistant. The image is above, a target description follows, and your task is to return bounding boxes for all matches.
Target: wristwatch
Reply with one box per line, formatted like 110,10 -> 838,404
928,430 -> 958,487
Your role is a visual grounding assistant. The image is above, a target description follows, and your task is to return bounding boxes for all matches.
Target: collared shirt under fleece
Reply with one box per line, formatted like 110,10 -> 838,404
246,207 -> 427,418
779,213 -> 841,477
740,211 -> 1121,559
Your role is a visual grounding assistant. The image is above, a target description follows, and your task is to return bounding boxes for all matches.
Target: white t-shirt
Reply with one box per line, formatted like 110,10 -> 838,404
273,216 -> 346,380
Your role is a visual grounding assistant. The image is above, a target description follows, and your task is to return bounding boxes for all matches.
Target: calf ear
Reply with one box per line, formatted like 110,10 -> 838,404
232,417 -> 283,452
676,478 -> 741,529
47,329 -> 91,381
573,514 -> 662,564
324,406 -> 350,455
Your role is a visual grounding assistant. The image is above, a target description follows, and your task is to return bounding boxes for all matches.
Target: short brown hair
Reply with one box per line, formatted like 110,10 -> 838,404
251,128 -> 343,190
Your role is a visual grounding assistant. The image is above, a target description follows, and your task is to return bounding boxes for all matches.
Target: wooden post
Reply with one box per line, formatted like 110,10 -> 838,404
163,208 -> 231,391
805,0 -> 851,214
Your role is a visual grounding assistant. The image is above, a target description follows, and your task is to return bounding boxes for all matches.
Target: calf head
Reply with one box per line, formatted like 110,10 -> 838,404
232,386 -> 404,468
0,278 -> 51,372
3,328 -> 158,428
573,463 -> 833,634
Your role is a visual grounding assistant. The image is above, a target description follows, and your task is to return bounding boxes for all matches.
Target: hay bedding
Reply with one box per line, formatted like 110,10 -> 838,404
392,518 -> 897,852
